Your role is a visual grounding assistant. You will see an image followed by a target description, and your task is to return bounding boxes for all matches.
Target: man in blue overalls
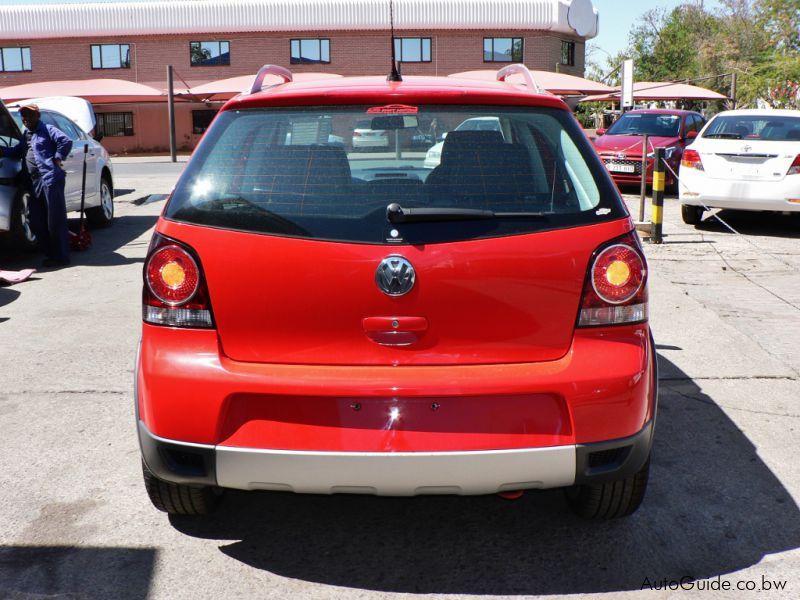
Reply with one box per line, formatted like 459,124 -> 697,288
0,104 -> 73,267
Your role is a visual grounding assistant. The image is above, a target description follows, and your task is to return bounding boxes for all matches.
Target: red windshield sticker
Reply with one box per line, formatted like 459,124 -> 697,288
367,104 -> 419,114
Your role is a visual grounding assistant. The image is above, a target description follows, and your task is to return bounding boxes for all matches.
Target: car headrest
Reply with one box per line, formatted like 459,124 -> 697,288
440,130 -> 505,163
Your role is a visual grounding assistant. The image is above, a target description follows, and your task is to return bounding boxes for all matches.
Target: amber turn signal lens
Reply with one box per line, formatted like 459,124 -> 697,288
161,261 -> 187,288
605,260 -> 631,287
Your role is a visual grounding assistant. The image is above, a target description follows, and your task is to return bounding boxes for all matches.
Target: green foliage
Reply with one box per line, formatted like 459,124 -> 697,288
590,0 -> 800,109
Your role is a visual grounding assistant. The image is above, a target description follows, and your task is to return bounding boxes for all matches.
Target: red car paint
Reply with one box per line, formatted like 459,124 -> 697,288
137,73 -> 656,509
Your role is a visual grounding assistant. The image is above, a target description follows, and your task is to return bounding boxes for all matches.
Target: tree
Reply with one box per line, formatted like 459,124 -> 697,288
757,0 -> 800,52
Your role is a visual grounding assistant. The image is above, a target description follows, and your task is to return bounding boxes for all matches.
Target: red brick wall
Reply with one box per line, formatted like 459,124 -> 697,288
1,31 -> 587,152
0,30 -> 586,88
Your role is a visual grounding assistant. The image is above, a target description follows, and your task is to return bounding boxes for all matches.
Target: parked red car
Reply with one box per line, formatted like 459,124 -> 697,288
593,109 -> 705,193
137,65 -> 657,519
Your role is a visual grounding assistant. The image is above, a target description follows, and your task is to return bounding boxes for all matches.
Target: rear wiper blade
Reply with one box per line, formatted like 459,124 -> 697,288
386,203 -> 546,224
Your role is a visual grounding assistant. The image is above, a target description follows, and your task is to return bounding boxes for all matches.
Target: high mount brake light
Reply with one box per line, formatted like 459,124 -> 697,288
142,235 -> 213,328
681,148 -> 704,170
578,234 -> 648,327
787,154 -> 800,176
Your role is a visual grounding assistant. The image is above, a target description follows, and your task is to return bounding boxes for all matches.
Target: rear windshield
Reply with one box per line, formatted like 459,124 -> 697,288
166,105 -> 626,244
606,113 -> 681,137
702,115 -> 800,141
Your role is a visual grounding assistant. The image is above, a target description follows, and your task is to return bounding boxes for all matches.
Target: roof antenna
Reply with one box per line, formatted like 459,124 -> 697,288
387,0 -> 402,81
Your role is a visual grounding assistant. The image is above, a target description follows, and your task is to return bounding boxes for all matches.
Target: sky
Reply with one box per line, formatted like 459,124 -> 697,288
590,0 -> 721,63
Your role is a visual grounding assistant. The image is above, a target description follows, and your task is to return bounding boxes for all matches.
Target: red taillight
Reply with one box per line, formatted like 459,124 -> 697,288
787,154 -> 800,175
578,233 -> 648,327
143,234 -> 213,328
681,148 -> 704,170
146,245 -> 199,305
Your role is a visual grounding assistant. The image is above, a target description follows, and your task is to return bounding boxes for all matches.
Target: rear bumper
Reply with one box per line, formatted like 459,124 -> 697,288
680,183 -> 800,212
138,418 -> 655,494
136,323 -> 657,493
679,173 -> 800,212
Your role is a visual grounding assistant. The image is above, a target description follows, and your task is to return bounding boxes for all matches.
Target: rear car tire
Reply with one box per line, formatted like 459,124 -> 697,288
565,457 -> 650,519
7,189 -> 38,251
141,460 -> 222,515
681,204 -> 704,225
86,176 -> 114,228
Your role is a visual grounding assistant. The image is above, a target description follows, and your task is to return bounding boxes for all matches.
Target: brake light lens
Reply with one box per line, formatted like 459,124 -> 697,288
578,234 -> 648,327
147,246 -> 199,305
787,154 -> 800,175
681,148 -> 704,170
143,235 -> 213,328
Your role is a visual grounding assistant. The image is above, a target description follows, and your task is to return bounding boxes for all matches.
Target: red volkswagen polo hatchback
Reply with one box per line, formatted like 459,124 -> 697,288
136,65 -> 656,519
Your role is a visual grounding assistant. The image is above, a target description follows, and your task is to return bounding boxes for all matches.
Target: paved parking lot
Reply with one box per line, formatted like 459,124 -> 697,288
0,160 -> 798,599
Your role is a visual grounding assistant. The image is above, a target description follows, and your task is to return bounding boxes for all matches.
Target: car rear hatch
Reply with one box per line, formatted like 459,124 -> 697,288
157,218 -> 630,366
160,103 -> 631,366
698,140 -> 798,182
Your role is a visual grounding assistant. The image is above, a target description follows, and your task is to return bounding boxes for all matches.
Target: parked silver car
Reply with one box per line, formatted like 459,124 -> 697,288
0,99 -> 114,250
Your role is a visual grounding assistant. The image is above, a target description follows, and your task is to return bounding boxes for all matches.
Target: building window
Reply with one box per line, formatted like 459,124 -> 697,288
192,109 -> 218,135
96,112 -> 134,137
0,47 -> 32,72
91,44 -> 130,69
561,41 -> 575,66
483,38 -> 523,62
290,39 -> 330,64
393,38 -> 432,63
190,41 -> 230,66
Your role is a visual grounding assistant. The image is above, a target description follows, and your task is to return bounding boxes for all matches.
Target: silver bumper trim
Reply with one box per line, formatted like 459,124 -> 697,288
216,445 -> 576,496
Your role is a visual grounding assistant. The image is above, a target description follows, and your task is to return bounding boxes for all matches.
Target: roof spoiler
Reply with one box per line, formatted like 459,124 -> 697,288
496,64 -> 544,94
249,64 -> 293,94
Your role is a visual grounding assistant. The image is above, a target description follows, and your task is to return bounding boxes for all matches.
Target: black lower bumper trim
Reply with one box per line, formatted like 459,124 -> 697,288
138,421 -> 217,487
574,419 -> 655,485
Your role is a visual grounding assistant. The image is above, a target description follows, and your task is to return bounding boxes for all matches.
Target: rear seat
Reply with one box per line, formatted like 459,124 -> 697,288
425,130 -> 535,209
248,145 -> 353,213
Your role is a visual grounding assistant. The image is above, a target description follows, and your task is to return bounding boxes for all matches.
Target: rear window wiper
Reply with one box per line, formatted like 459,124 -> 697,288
386,203 -> 547,224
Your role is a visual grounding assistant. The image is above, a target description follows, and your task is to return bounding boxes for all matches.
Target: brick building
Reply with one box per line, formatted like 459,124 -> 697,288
0,0 -> 599,153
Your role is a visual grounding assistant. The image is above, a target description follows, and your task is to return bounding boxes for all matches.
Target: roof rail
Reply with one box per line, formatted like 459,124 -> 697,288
496,64 -> 543,94
249,64 -> 293,94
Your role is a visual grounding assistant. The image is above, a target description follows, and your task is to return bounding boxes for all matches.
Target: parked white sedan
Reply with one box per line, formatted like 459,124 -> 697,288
679,109 -> 800,225
1,101 -> 114,250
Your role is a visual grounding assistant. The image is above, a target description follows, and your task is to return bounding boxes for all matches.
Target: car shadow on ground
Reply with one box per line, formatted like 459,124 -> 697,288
0,545 -> 156,599
0,213 -> 157,270
169,354 -> 800,595
696,210 -> 800,239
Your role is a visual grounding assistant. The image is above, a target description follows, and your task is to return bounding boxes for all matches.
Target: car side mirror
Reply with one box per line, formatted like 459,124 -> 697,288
596,128 -> 606,136
94,132 -> 104,143
685,131 -> 698,140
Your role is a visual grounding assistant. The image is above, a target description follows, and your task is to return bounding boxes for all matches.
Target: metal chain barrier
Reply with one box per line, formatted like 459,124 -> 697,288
660,157 -> 799,272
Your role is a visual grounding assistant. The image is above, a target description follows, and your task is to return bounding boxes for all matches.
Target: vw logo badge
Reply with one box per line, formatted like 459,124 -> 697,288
376,256 -> 416,296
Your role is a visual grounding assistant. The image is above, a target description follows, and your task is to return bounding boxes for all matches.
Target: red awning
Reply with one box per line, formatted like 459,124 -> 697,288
449,69 -> 614,96
582,82 -> 728,102
183,72 -> 343,101
0,79 -> 168,103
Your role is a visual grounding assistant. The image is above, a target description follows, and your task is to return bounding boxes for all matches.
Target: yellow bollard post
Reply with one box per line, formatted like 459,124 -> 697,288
651,147 -> 665,244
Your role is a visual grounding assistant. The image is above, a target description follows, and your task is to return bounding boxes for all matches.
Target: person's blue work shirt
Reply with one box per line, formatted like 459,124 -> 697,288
1,120 -> 72,184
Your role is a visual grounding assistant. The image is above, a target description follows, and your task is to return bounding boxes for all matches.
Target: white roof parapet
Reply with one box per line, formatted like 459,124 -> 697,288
0,0 -> 598,41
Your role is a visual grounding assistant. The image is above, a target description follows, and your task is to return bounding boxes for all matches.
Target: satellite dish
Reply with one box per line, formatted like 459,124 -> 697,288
568,0 -> 598,38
